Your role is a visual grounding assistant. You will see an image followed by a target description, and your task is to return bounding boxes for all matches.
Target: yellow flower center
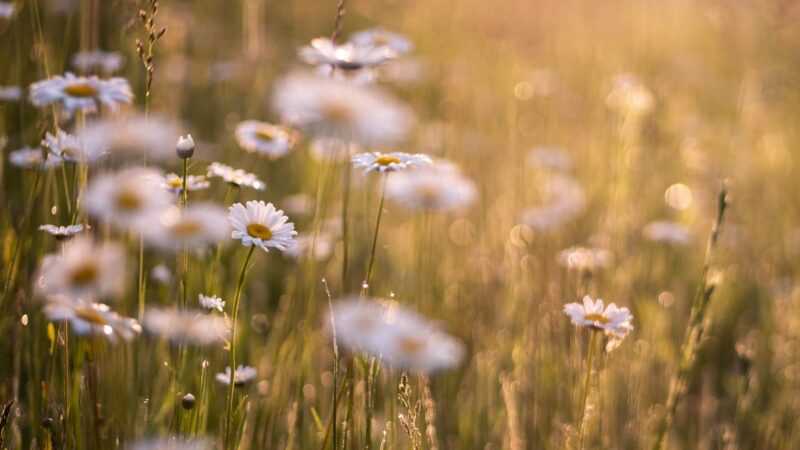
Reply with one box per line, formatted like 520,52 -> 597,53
583,313 -> 610,324
63,82 -> 98,98
70,263 -> 98,286
322,101 -> 354,125
255,129 -> 277,142
375,155 -> 401,166
397,335 -> 425,356
74,307 -> 108,325
167,178 -> 183,188
115,190 -> 142,211
170,220 -> 203,237
246,223 -> 273,240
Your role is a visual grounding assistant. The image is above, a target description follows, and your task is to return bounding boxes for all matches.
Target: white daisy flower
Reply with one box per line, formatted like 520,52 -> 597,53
330,298 -> 465,373
160,173 -> 210,194
84,167 -> 172,230
150,264 -> 172,285
283,232 -> 335,261
199,294 -> 225,312
563,295 -> 634,338
35,236 -> 126,301
143,307 -> 228,346
0,86 -> 22,101
527,146 -> 573,172
215,365 -> 257,386
521,175 -> 586,231
70,50 -> 123,74
207,162 -> 265,190
350,28 -> 413,55
129,437 -> 213,450
351,151 -> 431,173
308,137 -> 361,162
28,72 -> 133,118
228,201 -> 296,252
385,169 -> 477,212
299,37 -> 396,71
643,220 -> 691,246
79,114 -> 181,162
607,73 -> 654,116
557,246 -> 612,273
141,204 -> 230,251
234,120 -> 298,159
9,146 -> 62,169
273,71 -> 414,145
41,129 -> 105,164
281,193 -> 315,216
43,296 -> 141,342
0,2 -> 14,20
38,224 -> 86,240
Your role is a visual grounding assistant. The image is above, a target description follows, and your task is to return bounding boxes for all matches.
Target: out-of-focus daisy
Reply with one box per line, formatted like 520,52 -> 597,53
141,204 -> 230,251
308,137 -> 361,162
207,162 -> 265,190
314,64 -> 377,85
527,146 -> 573,172
283,232 -> 335,261
350,28 -> 413,55
643,220 -> 691,246
0,2 -> 14,20
0,86 -> 22,101
199,294 -> 225,312
150,264 -> 172,285
129,437 -> 213,450
300,37 -> 395,71
39,224 -> 86,240
281,193 -> 315,216
330,298 -> 465,373
80,114 -> 180,162
521,175 -> 586,231
160,173 -> 210,195
234,120 -> 298,159
28,72 -> 133,118
35,236 -> 126,300
9,146 -> 62,169
352,151 -> 431,173
273,71 -> 414,146
44,296 -> 141,342
42,129 -> 105,164
229,201 -> 296,252
563,295 -> 633,338
71,50 -> 123,74
606,73 -> 654,116
386,169 -> 477,212
215,365 -> 257,386
557,246 -> 611,273
84,167 -> 172,230
143,307 -> 228,346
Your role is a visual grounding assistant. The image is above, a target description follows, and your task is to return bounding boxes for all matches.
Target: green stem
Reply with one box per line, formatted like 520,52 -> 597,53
578,330 -> 597,449
362,174 -> 388,298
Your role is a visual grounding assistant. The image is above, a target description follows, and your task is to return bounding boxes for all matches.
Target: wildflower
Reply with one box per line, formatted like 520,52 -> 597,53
43,296 -> 141,342
527,146 -> 573,172
643,220 -> 691,246
38,224 -> 86,241
41,129 -> 105,164
160,173 -> 210,194
150,264 -> 172,284
84,167 -> 172,230
129,437 -> 213,450
141,204 -> 230,251
234,121 -> 298,159
28,72 -> 133,118
176,134 -> 195,159
215,365 -> 257,386
273,71 -> 414,145
350,28 -> 413,55
606,73 -> 654,116
80,114 -> 180,162
308,137 -> 361,162
0,86 -> 22,101
207,162 -> 265,190
330,298 -> 465,373
70,50 -> 124,74
521,175 -> 586,231
9,146 -> 62,169
385,169 -> 477,212
0,2 -> 14,21
281,193 -> 315,216
143,307 -> 228,346
35,236 -> 126,301
557,246 -> 611,273
283,232 -> 335,261
199,294 -> 225,312
563,295 -> 633,338
229,201 -> 296,252
300,37 -> 395,71
352,151 -> 431,173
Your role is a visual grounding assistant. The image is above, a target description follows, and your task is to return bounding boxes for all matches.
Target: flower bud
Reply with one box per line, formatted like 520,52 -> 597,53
181,393 -> 196,410
176,134 -> 194,159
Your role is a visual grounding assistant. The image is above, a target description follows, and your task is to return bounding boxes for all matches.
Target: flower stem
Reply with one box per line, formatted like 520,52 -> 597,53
578,329 -> 597,449
362,173 -> 388,297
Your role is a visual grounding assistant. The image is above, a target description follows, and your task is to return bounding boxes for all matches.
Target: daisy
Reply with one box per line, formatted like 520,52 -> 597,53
527,146 -> 573,172
643,220 -> 691,246
35,236 -> 126,300
521,175 -> 586,231
141,204 -> 230,251
351,151 -> 431,173
606,73 -> 654,116
84,167 -> 172,230
299,37 -> 395,71
563,295 -> 634,338
79,114 -> 180,162
143,307 -> 228,346
43,296 -> 141,342
385,169 -> 477,212
39,224 -> 86,240
272,71 -> 414,145
9,146 -> 62,170
228,201 -> 296,252
71,50 -> 124,74
234,120 -> 298,159
281,193 -> 315,216
207,162 -> 265,190
283,232 -> 335,261
199,294 -> 225,312
350,28 -> 413,55
330,298 -> 465,373
129,437 -> 213,450
0,86 -> 22,101
0,2 -> 14,21
41,129 -> 105,164
176,134 -> 194,159
557,246 -> 612,273
160,173 -> 210,194
28,72 -> 133,118
308,137 -> 361,162
215,365 -> 257,386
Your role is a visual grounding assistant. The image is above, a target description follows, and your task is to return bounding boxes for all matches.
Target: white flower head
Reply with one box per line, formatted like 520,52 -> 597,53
229,201 -> 296,252
84,167 -> 172,230
141,204 -> 230,251
563,295 -> 633,338
28,72 -> 133,118
80,114 -> 181,162
557,246 -> 612,273
199,294 -> 225,312
527,146 -> 573,172
234,121 -> 298,159
386,169 -> 477,212
176,134 -> 195,159
129,437 -> 213,450
0,86 -> 23,101
9,146 -> 62,170
215,365 -> 257,386
207,162 -> 265,190
42,129 -> 105,164
44,296 -> 141,342
0,2 -> 15,20
351,151 -> 431,174
521,175 -> 586,231
643,220 -> 691,246
160,173 -> 210,194
143,307 -> 229,346
36,236 -> 126,301
607,73 -> 654,116
300,37 -> 396,71
39,224 -> 86,240
350,28 -> 413,55
273,71 -> 414,145
283,232 -> 335,261
71,50 -> 124,74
